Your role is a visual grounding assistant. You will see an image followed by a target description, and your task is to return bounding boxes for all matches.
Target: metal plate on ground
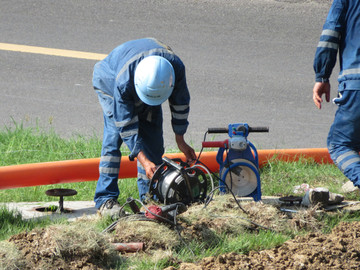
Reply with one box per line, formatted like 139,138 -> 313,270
45,188 -> 77,197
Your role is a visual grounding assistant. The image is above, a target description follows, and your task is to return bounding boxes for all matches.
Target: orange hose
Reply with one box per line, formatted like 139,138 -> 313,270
257,148 -> 332,167
0,148 -> 332,190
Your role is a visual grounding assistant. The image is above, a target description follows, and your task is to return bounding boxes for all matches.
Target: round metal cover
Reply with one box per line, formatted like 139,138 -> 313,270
222,159 -> 258,196
45,188 -> 77,197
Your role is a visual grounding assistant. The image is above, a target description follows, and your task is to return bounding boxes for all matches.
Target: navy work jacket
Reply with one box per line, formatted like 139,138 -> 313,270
93,38 -> 190,159
314,0 -> 360,91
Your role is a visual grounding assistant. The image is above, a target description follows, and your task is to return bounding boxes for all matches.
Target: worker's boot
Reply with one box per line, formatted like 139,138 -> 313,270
342,180 -> 359,193
99,199 -> 125,220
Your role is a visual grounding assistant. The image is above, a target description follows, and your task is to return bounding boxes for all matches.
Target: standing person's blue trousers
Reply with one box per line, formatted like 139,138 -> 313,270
327,90 -> 360,189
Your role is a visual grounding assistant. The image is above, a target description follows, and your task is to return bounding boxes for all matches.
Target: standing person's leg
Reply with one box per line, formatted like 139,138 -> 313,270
94,90 -> 123,212
94,114 -> 122,208
327,90 -> 360,192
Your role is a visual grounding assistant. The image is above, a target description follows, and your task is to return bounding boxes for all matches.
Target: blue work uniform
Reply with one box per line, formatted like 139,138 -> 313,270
313,0 -> 360,188
93,38 -> 190,208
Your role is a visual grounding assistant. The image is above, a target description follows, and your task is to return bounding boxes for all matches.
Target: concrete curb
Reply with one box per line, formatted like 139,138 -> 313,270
1,201 -> 98,221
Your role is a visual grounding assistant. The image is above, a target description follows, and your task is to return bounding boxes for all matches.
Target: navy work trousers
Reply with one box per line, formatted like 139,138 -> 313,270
327,90 -> 360,188
94,90 -> 164,209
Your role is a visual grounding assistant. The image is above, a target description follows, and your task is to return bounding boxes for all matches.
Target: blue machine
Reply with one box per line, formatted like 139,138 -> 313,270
202,123 -> 269,201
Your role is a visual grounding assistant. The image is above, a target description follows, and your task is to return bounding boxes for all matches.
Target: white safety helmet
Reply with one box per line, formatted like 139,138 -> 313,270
134,55 -> 175,106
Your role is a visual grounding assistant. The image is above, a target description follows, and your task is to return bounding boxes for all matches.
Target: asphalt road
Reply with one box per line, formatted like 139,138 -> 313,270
0,0 -> 335,152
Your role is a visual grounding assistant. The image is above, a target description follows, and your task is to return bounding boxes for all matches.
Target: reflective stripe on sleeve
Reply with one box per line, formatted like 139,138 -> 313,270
317,41 -> 338,50
170,104 -> 189,111
321,29 -> 340,39
171,112 -> 189,120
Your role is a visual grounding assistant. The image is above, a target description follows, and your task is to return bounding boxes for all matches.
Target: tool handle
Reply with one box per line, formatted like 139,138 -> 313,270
161,202 -> 186,214
202,140 -> 228,148
126,197 -> 140,214
208,126 -> 269,133
208,128 -> 228,134
162,156 -> 183,171
248,126 -> 269,133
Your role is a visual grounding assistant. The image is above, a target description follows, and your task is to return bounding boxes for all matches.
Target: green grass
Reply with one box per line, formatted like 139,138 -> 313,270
0,120 -> 104,165
260,156 -> 360,201
0,206 -> 67,240
1,121 -> 360,269
0,120 -> 137,203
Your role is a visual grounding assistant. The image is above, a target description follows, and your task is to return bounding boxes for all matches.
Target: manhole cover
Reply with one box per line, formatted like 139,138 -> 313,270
44,188 -> 78,213
45,188 -> 77,197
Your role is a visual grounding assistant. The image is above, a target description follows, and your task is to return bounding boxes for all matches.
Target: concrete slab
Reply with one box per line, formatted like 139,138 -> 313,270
0,201 -> 98,222
1,196 -> 359,223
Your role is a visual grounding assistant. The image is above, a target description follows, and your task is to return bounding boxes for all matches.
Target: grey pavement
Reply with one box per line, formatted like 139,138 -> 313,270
1,201 -> 98,221
3,196 -> 360,222
0,0 -> 335,152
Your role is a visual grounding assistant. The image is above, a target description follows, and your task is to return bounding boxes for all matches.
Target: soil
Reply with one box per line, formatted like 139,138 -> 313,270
169,221 -> 360,270
1,196 -> 360,270
2,224 -> 121,270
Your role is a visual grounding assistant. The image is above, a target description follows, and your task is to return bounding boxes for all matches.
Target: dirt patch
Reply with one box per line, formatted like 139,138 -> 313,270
1,195 -> 360,269
171,221 -> 360,270
1,223 -> 122,270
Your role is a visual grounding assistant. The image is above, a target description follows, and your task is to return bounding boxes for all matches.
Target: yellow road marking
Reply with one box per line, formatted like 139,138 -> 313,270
0,42 -> 106,60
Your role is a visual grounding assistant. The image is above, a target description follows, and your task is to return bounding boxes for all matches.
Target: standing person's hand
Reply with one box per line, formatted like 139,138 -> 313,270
313,82 -> 330,109
137,151 -> 157,179
175,134 -> 197,163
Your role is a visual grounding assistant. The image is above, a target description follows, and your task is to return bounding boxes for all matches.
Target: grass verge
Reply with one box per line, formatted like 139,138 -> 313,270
1,121 -> 360,269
